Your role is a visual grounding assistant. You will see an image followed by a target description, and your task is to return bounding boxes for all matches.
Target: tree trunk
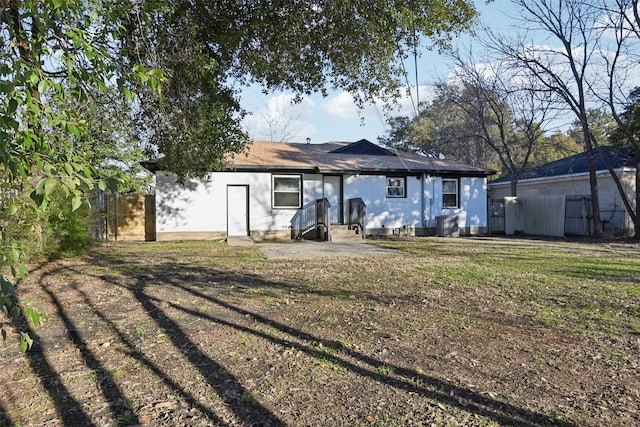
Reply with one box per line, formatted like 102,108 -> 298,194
635,157 -> 640,238
584,134 -> 603,237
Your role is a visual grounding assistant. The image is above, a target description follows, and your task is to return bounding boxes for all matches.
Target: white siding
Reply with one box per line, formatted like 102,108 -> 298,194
343,174 -> 421,229
344,174 -> 488,233
156,171 -> 491,238
156,171 -> 296,235
303,174 -> 323,204
430,176 -> 488,233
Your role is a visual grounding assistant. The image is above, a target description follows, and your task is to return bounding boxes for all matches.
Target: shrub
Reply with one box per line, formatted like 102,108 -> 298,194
42,189 -> 97,259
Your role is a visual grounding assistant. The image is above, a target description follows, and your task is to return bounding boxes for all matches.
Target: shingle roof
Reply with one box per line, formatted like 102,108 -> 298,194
228,139 -> 495,177
491,146 -> 636,184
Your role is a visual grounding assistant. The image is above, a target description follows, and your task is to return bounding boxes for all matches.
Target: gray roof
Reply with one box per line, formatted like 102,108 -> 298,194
491,146 -> 636,184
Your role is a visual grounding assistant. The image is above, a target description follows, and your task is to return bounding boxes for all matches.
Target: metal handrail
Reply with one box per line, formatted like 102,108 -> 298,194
348,198 -> 366,239
291,198 -> 332,240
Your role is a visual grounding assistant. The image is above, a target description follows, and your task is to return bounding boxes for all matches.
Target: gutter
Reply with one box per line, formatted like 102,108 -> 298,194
489,167 -> 634,187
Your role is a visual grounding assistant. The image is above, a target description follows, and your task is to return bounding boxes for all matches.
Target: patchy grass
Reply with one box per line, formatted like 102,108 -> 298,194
1,237 -> 639,426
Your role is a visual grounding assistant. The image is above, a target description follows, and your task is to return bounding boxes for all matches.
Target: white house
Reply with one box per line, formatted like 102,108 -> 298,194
489,146 -> 637,236
144,139 -> 495,241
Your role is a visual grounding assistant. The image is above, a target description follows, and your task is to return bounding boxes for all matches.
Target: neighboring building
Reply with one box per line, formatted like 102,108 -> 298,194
144,139 -> 495,241
489,146 -> 637,236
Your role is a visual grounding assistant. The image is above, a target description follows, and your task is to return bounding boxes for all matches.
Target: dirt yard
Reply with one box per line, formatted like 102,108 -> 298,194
1,237 -> 639,426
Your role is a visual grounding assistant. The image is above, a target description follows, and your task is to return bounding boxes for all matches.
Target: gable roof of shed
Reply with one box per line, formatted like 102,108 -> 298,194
491,146 -> 636,184
229,139 -> 495,176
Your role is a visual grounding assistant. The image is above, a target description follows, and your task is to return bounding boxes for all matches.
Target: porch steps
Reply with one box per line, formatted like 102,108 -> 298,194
331,225 -> 364,243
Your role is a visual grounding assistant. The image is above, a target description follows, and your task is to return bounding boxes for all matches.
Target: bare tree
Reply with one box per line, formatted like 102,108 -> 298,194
254,96 -> 305,142
445,49 -> 555,196
592,0 -> 640,237
485,0 -> 606,236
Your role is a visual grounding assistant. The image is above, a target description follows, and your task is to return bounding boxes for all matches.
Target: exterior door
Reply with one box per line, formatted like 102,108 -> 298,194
323,175 -> 343,224
227,185 -> 249,236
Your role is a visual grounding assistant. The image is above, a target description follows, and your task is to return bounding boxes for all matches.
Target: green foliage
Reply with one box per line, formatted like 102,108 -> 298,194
380,81 -> 585,182
379,90 -> 500,170
0,0 -> 158,350
1,0 -> 479,349
127,0 -> 478,179
609,87 -> 640,150
49,88 -> 153,193
527,131 -> 582,167
569,108 -> 617,148
42,189 -> 97,259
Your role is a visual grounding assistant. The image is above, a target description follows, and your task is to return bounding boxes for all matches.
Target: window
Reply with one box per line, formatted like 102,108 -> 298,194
386,177 -> 406,198
442,178 -> 459,208
272,175 -> 302,208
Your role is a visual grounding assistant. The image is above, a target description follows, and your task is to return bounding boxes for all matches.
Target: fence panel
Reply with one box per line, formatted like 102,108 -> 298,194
521,196 -> 565,237
107,194 -> 155,241
565,195 -> 592,236
489,199 -> 505,234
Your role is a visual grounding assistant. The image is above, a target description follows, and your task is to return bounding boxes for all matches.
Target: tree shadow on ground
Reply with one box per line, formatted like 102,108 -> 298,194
84,250 -> 573,427
3,248 -> 577,426
9,295 -> 97,426
21,260 -> 283,426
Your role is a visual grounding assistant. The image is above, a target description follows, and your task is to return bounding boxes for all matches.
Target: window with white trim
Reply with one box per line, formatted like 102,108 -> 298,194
272,175 -> 302,208
386,177 -> 406,198
442,178 -> 459,208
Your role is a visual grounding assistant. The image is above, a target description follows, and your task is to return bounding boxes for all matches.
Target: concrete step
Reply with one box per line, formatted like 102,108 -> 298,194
330,225 -> 364,243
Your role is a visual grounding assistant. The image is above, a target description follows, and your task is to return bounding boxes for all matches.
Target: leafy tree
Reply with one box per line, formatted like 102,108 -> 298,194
50,88 -> 152,194
379,90 -> 500,169
2,0 -> 479,348
126,0 -> 478,179
0,0 -> 146,350
568,109 -> 617,148
610,88 -> 640,147
529,131 -> 582,167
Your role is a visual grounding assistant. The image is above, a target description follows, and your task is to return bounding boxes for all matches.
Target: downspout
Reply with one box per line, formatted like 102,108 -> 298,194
114,192 -> 119,242
421,174 -> 427,233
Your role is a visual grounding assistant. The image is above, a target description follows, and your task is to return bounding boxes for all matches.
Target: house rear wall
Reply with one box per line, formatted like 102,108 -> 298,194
155,171 -> 490,241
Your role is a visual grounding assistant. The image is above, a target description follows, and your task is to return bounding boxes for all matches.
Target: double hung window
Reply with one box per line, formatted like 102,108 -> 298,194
442,178 -> 459,208
272,175 -> 302,208
386,177 -> 406,198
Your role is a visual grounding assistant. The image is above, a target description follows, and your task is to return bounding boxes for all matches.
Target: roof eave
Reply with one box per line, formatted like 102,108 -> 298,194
489,166 -> 633,186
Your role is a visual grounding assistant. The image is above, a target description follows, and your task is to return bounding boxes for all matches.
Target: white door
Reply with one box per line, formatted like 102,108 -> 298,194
227,185 -> 249,236
323,176 -> 342,224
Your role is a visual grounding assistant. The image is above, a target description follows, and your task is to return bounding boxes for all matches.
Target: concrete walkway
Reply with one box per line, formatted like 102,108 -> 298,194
255,240 -> 403,259
226,237 -> 255,247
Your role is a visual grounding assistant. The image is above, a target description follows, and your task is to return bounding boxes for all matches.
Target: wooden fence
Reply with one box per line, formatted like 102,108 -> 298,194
97,194 -> 156,241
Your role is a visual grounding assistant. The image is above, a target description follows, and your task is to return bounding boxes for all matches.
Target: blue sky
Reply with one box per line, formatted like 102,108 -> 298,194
240,0 -> 518,144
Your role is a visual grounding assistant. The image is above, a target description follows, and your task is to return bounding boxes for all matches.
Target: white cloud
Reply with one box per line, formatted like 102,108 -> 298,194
321,92 -> 360,119
322,85 -> 434,121
242,93 -> 316,142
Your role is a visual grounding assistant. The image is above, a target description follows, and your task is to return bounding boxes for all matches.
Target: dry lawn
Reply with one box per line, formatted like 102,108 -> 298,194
1,236 -> 639,426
